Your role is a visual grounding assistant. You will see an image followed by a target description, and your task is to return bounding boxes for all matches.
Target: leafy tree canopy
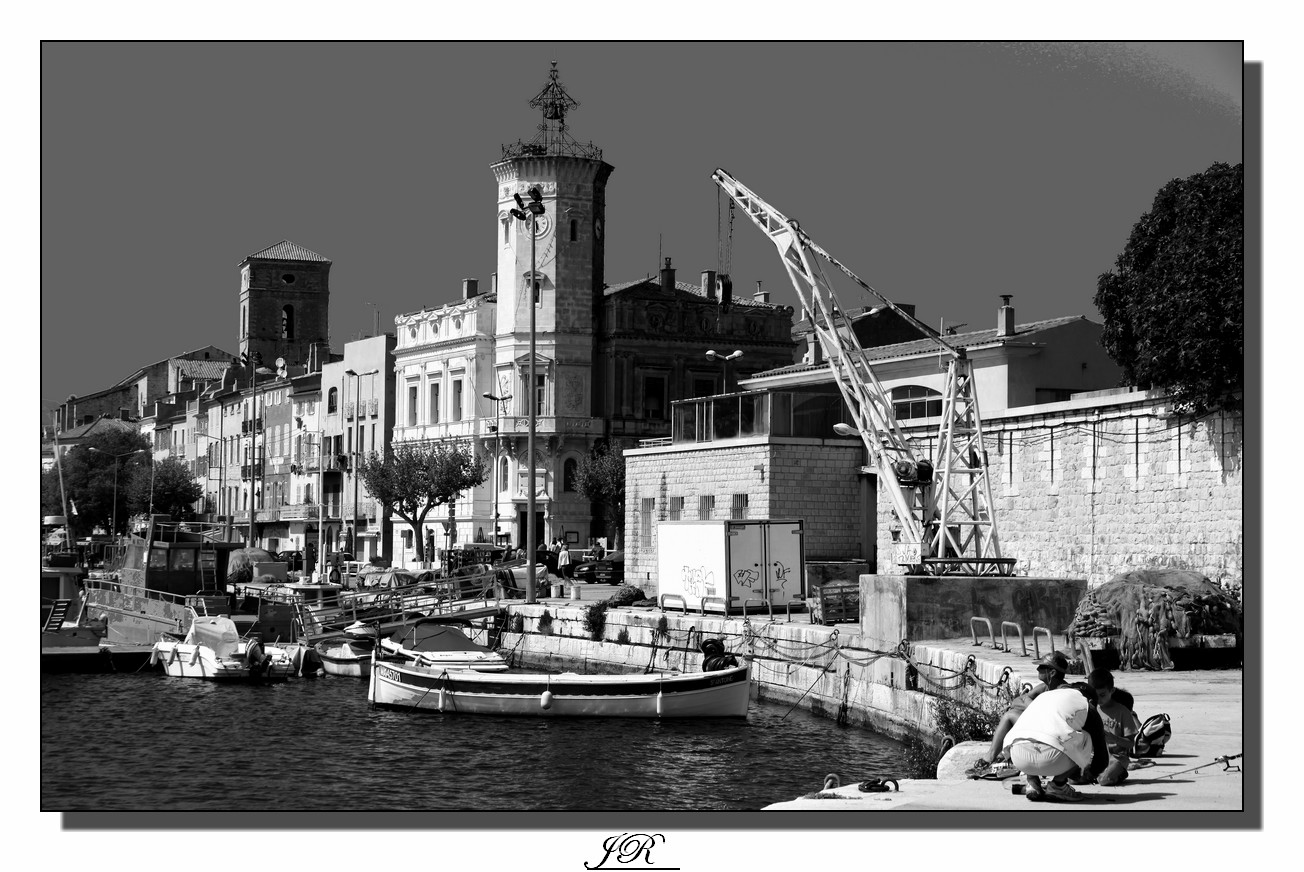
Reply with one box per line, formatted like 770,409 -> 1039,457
1094,162 -> 1243,415
575,441 -> 626,549
126,456 -> 203,521
356,441 -> 486,563
43,429 -> 150,537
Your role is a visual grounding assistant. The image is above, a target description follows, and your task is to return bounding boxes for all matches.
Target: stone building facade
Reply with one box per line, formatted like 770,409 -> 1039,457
624,387 -> 1243,596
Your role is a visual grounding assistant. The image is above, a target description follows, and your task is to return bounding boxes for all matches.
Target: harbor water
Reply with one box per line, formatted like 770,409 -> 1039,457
41,671 -> 907,811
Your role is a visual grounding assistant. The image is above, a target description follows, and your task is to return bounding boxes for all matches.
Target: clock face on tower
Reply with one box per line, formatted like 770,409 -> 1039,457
532,214 -> 552,238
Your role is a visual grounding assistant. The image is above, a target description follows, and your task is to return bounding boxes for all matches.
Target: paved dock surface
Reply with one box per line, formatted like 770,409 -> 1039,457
765,638 -> 1244,812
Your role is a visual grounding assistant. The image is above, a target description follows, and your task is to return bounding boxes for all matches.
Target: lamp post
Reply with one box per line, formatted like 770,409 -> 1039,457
511,186 -> 546,603
483,391 -> 512,548
88,447 -> 145,540
346,367 -> 379,561
706,349 -> 744,393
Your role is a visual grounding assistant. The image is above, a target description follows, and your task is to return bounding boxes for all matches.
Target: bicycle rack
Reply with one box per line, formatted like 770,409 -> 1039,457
970,616 -> 995,647
658,594 -> 688,614
700,596 -> 727,615
1031,626 -> 1054,661
1000,621 -> 1027,656
784,600 -> 805,622
742,598 -> 773,620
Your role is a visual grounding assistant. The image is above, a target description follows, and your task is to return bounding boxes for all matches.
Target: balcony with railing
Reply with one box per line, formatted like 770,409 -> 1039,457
669,389 -> 852,445
368,398 -> 379,418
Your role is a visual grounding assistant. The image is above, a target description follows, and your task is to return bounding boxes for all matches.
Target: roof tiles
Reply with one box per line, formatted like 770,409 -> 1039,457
243,240 -> 332,263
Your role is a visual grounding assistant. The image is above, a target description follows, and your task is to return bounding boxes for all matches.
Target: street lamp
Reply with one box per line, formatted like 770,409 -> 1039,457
706,349 -> 744,393
88,447 -> 146,539
483,391 -> 512,548
511,185 -> 546,603
346,367 -> 379,561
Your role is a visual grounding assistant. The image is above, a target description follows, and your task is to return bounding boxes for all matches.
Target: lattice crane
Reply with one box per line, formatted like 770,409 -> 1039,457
712,168 -> 1011,576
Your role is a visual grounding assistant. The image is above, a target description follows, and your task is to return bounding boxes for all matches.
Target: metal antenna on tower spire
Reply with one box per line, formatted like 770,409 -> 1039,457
502,62 -> 601,160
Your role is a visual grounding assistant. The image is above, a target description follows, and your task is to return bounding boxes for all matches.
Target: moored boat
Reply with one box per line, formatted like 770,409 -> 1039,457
314,636 -> 375,677
151,615 -> 296,681
368,655 -> 751,718
377,621 -> 509,672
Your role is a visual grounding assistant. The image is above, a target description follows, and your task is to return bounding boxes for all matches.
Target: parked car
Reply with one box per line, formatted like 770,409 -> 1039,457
574,550 -> 624,584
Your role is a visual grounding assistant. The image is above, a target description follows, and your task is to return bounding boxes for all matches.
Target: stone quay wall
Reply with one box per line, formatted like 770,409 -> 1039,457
496,602 -> 1032,744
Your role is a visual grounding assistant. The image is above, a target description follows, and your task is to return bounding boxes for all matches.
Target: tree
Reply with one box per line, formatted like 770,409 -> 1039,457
45,430 -> 150,537
1094,162 -> 1243,415
575,441 -> 626,550
126,456 -> 203,521
355,441 -> 487,564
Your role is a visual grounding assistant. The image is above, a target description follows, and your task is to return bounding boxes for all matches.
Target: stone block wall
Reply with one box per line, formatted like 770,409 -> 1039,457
624,439 -> 865,595
889,393 -> 1243,586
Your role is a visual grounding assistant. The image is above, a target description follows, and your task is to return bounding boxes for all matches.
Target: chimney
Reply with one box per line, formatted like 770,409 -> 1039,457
998,295 -> 1015,337
753,280 -> 769,304
463,278 -> 479,300
701,269 -> 717,301
808,334 -> 823,365
660,258 -> 676,293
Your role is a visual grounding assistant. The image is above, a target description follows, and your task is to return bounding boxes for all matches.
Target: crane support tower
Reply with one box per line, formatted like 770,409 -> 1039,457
711,168 -> 1012,576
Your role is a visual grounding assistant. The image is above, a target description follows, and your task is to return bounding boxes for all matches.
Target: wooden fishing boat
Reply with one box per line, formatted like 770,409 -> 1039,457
368,657 -> 751,718
314,636 -> 376,677
151,615 -> 296,681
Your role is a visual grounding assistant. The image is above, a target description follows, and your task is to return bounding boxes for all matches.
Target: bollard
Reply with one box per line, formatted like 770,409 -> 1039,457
970,616 -> 995,647
1000,621 -> 1027,656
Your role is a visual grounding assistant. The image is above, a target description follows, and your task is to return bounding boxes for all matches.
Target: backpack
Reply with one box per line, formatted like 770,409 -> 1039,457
1134,713 -> 1172,757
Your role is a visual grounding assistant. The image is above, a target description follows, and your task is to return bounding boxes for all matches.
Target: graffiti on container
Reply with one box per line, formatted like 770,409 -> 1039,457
772,561 -> 797,601
731,568 -> 763,599
680,566 -> 716,598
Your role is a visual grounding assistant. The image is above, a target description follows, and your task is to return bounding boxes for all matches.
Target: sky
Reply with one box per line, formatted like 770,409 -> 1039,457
37,41 -> 1242,415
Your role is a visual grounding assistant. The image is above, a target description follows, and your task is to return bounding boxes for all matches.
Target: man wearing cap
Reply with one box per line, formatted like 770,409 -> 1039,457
978,650 -> 1071,767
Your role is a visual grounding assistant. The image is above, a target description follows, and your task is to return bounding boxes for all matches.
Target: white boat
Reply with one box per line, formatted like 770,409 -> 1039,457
368,657 -> 751,718
377,621 -> 509,672
151,615 -> 296,681
314,636 -> 375,677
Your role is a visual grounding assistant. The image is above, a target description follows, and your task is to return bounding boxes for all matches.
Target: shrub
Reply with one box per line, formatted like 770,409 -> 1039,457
583,601 -> 608,641
616,628 -> 630,645
903,693 -> 1003,779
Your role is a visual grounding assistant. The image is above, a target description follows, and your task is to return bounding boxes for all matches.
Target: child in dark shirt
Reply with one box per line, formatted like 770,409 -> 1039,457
1086,668 -> 1140,785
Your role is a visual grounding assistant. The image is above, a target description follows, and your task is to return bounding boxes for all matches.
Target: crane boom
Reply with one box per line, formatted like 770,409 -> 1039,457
712,168 -> 1010,575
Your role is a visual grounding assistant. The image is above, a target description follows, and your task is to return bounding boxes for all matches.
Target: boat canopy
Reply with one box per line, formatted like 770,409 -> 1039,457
185,616 -> 242,659
389,623 -> 488,654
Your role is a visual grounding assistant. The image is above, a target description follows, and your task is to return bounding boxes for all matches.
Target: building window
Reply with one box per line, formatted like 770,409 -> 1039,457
563,458 -> 578,492
891,385 -> 944,421
241,305 -> 247,338
407,384 -> 418,426
644,375 -> 667,420
569,219 -> 578,242
499,457 -> 509,493
534,374 -> 546,417
328,387 -> 338,413
731,493 -> 749,520
693,378 -> 716,399
282,305 -> 295,340
402,529 -> 413,550
698,495 -> 715,519
640,497 -> 655,547
429,383 -> 440,424
453,379 -> 464,421
501,215 -> 510,245
669,496 -> 684,521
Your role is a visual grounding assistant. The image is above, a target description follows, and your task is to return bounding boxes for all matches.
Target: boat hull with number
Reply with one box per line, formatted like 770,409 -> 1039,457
368,658 -> 751,718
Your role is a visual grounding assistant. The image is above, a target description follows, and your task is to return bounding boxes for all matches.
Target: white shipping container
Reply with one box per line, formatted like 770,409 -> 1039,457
656,520 -> 805,613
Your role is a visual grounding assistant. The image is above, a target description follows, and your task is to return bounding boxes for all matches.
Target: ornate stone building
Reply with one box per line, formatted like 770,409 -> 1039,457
389,66 -> 796,563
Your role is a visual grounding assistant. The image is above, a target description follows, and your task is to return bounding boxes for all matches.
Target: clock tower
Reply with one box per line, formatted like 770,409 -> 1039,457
491,63 -> 614,418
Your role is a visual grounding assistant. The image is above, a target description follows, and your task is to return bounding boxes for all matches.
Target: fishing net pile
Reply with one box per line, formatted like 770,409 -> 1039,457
1065,568 -> 1242,670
